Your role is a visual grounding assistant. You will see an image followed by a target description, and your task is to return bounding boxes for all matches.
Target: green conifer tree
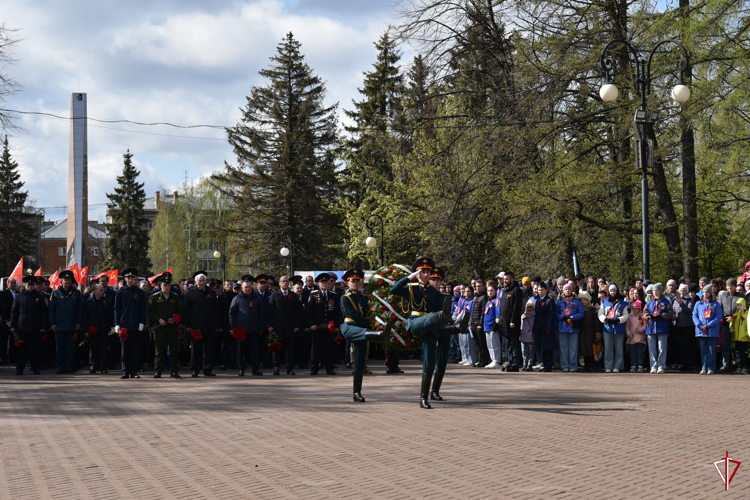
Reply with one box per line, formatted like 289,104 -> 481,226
0,135 -> 35,276
103,150 -> 151,273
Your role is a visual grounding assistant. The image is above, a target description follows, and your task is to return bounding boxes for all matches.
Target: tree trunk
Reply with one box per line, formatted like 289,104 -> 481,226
680,0 -> 698,282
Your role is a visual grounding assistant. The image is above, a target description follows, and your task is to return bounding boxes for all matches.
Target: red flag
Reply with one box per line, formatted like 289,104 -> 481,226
79,266 -> 89,285
148,268 -> 173,286
65,263 -> 79,284
34,267 -> 42,277
94,269 -> 118,283
9,257 -> 23,281
49,270 -> 60,290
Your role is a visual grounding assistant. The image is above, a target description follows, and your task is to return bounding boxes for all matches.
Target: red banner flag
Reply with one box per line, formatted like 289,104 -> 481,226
49,270 -> 60,290
94,269 -> 118,283
9,257 -> 23,281
148,268 -> 173,286
34,267 -> 43,277
79,266 -> 89,285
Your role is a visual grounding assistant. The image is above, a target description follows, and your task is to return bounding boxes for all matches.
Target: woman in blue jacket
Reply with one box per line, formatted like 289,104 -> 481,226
692,285 -> 723,375
556,284 -> 585,372
532,282 -> 556,372
598,284 -> 629,373
643,283 -> 675,374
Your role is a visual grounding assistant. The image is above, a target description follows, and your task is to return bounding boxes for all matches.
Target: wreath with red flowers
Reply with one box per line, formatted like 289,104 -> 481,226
366,264 -> 422,353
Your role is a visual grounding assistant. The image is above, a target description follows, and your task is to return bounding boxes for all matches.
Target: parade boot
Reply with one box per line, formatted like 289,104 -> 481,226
391,356 -> 404,374
365,322 -> 391,343
441,324 -> 462,335
430,369 -> 445,401
458,308 -> 471,331
429,297 -> 453,326
420,373 -> 433,409
353,369 -> 366,402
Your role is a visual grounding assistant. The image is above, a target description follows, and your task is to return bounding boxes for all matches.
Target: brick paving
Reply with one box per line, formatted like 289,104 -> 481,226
0,361 -> 748,499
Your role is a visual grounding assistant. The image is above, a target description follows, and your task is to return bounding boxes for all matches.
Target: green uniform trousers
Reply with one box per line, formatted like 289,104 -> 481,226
153,326 -> 179,375
340,323 -> 368,369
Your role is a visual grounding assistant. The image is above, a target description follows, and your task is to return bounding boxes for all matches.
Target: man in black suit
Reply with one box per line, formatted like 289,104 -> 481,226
268,275 -> 300,375
1,277 -> 19,364
307,273 -> 338,375
182,272 -> 220,377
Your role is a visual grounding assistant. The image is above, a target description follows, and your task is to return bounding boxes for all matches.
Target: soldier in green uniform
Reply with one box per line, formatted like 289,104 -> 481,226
390,257 -> 461,409
339,269 -> 389,402
148,272 -> 182,378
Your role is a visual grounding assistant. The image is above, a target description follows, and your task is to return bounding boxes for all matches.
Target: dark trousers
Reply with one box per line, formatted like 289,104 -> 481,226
296,336 -> 310,368
16,332 -> 42,372
421,332 -> 439,374
154,328 -> 179,375
220,331 -> 236,368
272,338 -> 295,372
121,331 -> 141,376
311,330 -> 332,372
436,333 -> 451,372
352,339 -> 367,368
260,331 -> 271,368
56,330 -> 76,372
108,334 -> 120,369
238,334 -> 261,372
542,349 -> 554,370
190,336 -> 214,373
506,335 -> 522,368
472,326 -> 490,364
89,332 -> 108,371
736,341 -> 749,369
0,323 -> 9,362
675,325 -> 695,371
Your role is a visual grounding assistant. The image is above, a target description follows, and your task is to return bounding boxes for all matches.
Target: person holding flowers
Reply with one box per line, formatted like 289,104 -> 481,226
307,273 -> 339,375
340,268 -> 390,403
390,257 -> 458,409
10,275 -> 48,375
82,284 -> 113,374
114,267 -> 148,379
230,276 -> 264,376
148,272 -> 182,378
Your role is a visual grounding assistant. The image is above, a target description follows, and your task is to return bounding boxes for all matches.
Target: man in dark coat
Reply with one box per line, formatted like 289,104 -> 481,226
182,272 -> 220,377
82,284 -> 113,374
306,273 -> 338,375
114,268 -> 148,379
268,275 -> 300,375
11,276 -> 48,375
1,277 -> 19,364
469,279 -> 489,367
292,279 -> 311,370
230,278 -> 263,376
218,279 -> 236,370
98,274 -> 118,369
255,274 -> 273,369
499,271 -> 525,371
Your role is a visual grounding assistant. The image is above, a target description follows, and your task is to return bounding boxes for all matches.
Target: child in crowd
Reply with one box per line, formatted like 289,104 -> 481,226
626,300 -> 647,372
520,300 -> 535,371
730,298 -> 749,374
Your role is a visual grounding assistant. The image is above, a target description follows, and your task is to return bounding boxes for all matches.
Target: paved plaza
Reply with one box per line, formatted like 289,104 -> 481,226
0,361 -> 747,499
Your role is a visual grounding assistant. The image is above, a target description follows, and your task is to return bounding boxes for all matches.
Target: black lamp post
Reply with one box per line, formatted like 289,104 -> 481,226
599,39 -> 690,280
365,214 -> 384,268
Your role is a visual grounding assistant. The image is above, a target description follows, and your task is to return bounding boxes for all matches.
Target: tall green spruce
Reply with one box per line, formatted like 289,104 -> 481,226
215,33 -> 341,271
0,136 -> 35,275
104,150 -> 151,273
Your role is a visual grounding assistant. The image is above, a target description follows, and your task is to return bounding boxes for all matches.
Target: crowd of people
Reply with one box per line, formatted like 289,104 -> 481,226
3,259 -> 749,402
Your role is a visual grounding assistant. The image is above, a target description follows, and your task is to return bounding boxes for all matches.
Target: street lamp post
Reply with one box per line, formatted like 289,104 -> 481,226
365,214 -> 384,268
599,39 -> 690,281
279,229 -> 294,276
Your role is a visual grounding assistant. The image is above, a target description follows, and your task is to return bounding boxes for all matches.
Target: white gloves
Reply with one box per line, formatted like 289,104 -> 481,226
138,323 -> 144,331
115,325 -> 120,334
409,270 -> 420,280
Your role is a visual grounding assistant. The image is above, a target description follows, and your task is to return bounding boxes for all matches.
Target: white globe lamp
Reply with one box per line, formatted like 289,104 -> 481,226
600,83 -> 619,102
672,84 -> 690,103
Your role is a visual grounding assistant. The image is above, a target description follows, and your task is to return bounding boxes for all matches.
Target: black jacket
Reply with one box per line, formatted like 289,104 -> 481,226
182,286 -> 220,333
499,281 -> 525,336
268,289 -> 300,338
83,295 -> 113,336
470,291 -> 488,328
11,289 -> 48,333
218,290 -> 236,333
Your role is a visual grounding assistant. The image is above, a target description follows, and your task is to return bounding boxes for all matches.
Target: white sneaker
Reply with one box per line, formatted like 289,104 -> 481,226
650,367 -> 657,374
485,361 -> 500,369
637,366 -> 643,373
743,368 -> 748,375
562,368 -> 569,373
462,361 -> 472,366
707,370 -> 715,375
613,368 -> 620,373
605,369 -> 612,373
699,370 -> 707,375
657,367 -> 665,374
630,366 -> 636,373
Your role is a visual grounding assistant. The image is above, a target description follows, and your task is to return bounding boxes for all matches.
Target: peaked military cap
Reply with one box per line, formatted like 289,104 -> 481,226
154,272 -> 173,285
255,274 -> 268,283
187,278 -> 195,285
315,273 -> 330,282
191,270 -> 207,279
267,275 -> 276,285
209,279 -> 221,289
123,267 -> 138,278
430,266 -> 445,280
22,275 -> 35,284
291,275 -> 304,285
241,274 -> 255,283
59,270 -> 76,281
412,257 -> 435,273
327,272 -> 338,282
342,269 -> 364,281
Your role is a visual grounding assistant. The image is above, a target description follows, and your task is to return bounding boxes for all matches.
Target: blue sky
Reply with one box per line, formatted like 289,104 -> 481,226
2,0 -> 397,222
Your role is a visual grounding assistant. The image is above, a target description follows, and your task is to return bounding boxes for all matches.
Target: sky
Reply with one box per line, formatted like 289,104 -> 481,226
1,0 -> 398,222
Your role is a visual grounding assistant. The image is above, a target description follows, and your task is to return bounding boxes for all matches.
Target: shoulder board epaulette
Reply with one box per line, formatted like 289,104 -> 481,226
311,290 -> 319,294
408,283 -> 420,287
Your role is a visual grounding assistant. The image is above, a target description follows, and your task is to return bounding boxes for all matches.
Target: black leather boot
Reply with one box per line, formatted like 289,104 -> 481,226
429,297 -> 453,325
353,369 -> 365,402
365,322 -> 391,343
430,369 -> 445,401
420,373 -> 433,409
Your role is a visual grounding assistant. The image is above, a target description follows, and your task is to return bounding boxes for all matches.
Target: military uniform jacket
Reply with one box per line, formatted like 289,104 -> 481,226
148,291 -> 183,332
268,289 -> 300,338
114,286 -> 148,329
11,289 -> 48,333
83,295 -> 113,336
341,291 -> 370,330
49,286 -> 84,331
308,289 -> 341,328
182,286 -> 220,333
390,277 -> 444,315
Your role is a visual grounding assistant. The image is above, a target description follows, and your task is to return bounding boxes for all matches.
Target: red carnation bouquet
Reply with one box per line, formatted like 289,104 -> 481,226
232,326 -> 247,342
327,321 -> 338,334
191,329 -> 203,340
172,314 -> 181,324
13,338 -> 24,347
268,342 -> 283,352
118,328 -> 129,339
88,326 -> 98,335
333,336 -> 344,345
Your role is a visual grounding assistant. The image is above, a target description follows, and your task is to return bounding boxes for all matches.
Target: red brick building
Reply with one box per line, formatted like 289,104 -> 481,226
40,218 -> 107,275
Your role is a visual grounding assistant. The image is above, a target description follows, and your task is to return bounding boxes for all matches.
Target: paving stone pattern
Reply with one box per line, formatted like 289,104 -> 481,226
0,362 -> 747,499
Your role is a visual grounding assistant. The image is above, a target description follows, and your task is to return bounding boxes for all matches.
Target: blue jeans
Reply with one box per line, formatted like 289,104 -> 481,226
630,343 -> 645,367
459,333 -> 476,364
647,334 -> 668,370
558,332 -> 579,371
522,342 -> 535,366
698,337 -> 717,372
55,330 -> 76,372
603,331 -> 624,371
